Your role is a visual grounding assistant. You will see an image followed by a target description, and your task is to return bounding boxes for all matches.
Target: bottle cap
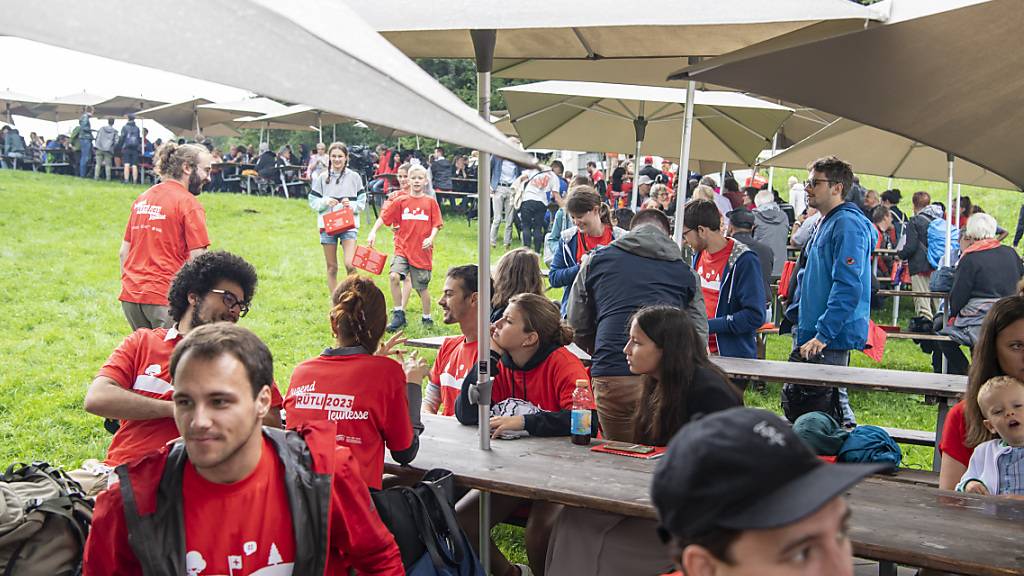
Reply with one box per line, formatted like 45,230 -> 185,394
575,379 -> 588,388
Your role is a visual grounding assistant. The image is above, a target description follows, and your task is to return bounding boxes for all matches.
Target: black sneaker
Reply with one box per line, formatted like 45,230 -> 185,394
386,310 -> 407,332
421,316 -> 434,327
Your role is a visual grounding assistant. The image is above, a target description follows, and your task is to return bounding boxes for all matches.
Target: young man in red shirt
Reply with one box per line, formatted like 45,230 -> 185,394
380,164 -> 443,331
79,251 -> 282,495
422,265 -> 479,417
119,142 -> 213,331
83,323 -> 404,575
682,200 -> 765,360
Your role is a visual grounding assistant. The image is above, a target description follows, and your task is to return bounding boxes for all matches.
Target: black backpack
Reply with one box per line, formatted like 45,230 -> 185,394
781,349 -> 844,424
371,469 -> 484,575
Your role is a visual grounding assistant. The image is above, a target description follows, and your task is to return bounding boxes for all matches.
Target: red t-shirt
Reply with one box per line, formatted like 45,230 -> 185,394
492,347 -> 588,413
938,400 -> 973,467
574,224 -> 614,263
83,436 -> 404,576
697,239 -> 734,354
182,437 -> 296,574
429,336 -> 478,417
98,327 -> 284,466
380,193 -> 443,270
120,180 -> 210,305
285,351 -> 414,489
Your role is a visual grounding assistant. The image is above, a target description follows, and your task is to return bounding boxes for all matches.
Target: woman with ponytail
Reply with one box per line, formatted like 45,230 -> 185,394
284,275 -> 421,489
455,293 -> 591,576
548,185 -> 626,316
309,142 -> 367,297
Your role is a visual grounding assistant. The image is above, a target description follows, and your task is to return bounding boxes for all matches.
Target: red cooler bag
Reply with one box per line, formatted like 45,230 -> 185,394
352,245 -> 387,275
323,206 -> 355,235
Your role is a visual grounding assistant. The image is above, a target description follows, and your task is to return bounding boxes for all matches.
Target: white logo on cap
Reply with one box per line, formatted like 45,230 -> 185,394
753,421 -> 786,447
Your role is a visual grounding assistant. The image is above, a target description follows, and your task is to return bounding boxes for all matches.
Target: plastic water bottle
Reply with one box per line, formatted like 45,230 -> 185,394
571,379 -> 594,446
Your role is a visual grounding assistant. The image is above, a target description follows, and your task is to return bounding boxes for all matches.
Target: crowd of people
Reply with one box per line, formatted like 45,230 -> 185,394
19,135 -> 1017,575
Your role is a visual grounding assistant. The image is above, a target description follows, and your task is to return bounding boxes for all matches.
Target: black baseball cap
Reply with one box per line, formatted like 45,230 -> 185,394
650,408 -> 883,541
726,207 -> 755,229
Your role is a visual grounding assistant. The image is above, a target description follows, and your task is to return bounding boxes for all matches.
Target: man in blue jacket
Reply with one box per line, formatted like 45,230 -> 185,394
682,199 -> 766,360
796,156 -> 874,427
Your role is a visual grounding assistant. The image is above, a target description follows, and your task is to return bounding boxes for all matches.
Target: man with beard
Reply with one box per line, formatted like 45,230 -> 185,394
78,251 -> 283,496
83,324 -> 404,575
119,142 -> 212,330
421,265 -> 480,416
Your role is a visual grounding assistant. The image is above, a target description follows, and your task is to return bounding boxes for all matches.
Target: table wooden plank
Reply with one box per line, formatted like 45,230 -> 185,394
387,414 -> 1024,576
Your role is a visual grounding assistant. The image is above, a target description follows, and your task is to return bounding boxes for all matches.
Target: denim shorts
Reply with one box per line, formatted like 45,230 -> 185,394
320,228 -> 358,244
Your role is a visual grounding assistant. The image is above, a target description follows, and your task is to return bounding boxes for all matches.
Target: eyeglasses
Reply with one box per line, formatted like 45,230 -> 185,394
210,289 -> 250,317
804,178 -> 837,189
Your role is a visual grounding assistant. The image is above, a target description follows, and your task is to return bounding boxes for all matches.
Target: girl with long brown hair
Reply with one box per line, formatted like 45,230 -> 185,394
491,247 -> 544,322
308,142 -> 367,296
548,185 -> 627,315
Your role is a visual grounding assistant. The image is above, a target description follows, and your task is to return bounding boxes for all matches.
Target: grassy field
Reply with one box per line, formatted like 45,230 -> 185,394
1,168 -> 1020,563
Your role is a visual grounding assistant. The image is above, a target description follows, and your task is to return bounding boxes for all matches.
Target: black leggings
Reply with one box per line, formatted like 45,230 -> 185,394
519,200 -> 547,254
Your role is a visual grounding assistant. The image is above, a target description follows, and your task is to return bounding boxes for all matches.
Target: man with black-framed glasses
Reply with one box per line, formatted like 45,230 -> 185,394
76,251 -> 284,496
786,156 -> 874,429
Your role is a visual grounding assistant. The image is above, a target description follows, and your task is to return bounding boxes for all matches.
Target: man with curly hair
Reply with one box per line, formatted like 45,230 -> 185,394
75,251 -> 284,496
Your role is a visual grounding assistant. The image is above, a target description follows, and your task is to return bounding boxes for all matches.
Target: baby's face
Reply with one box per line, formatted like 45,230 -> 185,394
980,384 -> 1024,447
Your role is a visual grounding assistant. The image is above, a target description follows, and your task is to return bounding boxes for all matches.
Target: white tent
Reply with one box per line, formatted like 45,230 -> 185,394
0,0 -> 530,164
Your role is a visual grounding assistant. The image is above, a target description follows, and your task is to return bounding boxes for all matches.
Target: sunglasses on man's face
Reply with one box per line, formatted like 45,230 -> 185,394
209,289 -> 250,317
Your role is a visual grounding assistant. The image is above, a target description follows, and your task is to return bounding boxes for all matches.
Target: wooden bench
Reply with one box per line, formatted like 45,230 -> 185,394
387,414 -> 1024,576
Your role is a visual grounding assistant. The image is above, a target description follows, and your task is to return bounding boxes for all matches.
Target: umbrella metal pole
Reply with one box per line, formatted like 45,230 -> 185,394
673,77 -> 697,245
767,130 -> 779,192
332,124 -> 336,142
945,154 -> 954,267
720,162 -> 727,191
631,108 -> 647,210
318,112 -> 323,144
472,28 -> 497,572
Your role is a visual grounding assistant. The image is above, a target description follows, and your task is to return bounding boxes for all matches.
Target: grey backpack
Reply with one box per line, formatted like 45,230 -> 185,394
0,462 -> 93,576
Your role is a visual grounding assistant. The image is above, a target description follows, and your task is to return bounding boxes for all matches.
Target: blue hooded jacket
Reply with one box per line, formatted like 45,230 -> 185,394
692,240 -> 765,358
796,202 -> 874,350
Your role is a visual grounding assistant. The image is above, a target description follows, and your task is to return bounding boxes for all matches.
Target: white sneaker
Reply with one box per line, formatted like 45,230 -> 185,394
515,564 -> 534,576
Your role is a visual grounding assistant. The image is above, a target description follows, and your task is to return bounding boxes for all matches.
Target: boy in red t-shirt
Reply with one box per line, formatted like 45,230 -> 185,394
83,324 -> 403,576
380,164 -> 443,331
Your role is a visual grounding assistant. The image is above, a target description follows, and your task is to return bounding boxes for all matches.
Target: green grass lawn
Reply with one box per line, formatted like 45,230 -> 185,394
1,168 -> 1020,564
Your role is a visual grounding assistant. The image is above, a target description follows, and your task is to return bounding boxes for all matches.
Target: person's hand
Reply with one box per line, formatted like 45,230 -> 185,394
366,231 -> 376,247
422,237 -> 433,250
403,350 -> 430,383
326,198 -> 339,207
489,415 -> 525,439
341,198 -> 350,208
963,480 -> 989,496
489,323 -> 506,355
799,338 -> 827,360
376,331 -> 407,357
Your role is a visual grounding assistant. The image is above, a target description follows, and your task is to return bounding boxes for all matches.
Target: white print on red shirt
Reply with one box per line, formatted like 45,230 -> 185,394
133,201 -> 167,221
439,360 -> 468,392
288,381 -> 369,421
401,207 -> 430,221
186,546 -> 293,575
698,263 -> 722,293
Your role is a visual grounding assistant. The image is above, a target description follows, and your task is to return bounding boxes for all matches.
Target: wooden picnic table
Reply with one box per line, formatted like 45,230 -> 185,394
406,336 -> 961,468
387,414 -> 1024,576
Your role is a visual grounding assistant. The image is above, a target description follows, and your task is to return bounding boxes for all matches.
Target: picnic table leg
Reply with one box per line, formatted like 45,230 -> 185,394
878,560 -> 898,576
892,294 -> 900,327
479,491 -> 491,571
932,396 -> 950,472
279,172 -> 289,199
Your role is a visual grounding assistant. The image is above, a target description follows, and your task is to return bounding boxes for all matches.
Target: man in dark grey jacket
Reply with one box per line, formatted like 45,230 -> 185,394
896,191 -> 941,321
567,209 -> 707,442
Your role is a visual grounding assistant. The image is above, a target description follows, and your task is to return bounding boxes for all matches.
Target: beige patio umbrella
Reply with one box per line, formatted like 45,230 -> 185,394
671,0 -> 1022,191
245,105 -> 357,143
763,118 -> 1017,191
502,81 -> 792,206
30,91 -> 111,122
0,89 -> 43,123
92,95 -> 167,118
